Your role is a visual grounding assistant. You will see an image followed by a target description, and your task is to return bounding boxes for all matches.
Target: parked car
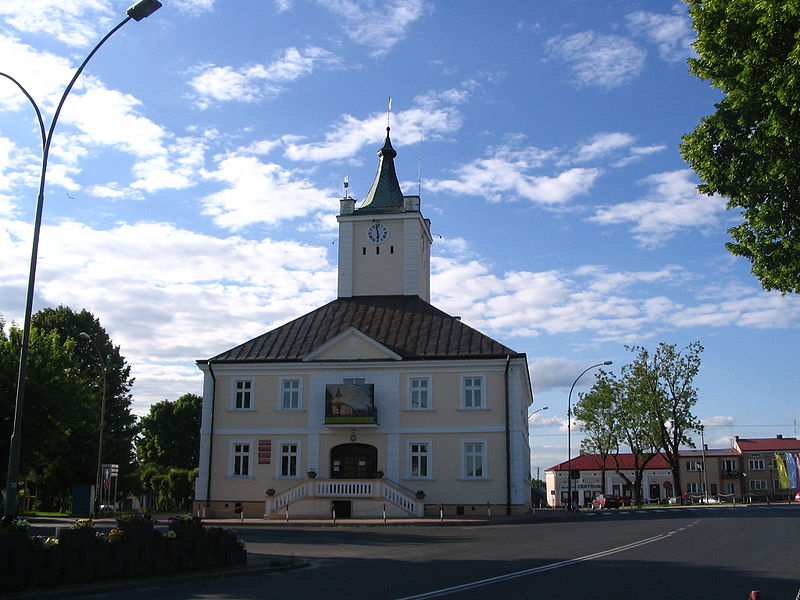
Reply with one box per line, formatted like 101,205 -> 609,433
591,494 -> 621,509
618,495 -> 632,506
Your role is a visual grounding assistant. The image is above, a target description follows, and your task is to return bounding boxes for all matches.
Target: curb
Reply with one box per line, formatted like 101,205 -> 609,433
2,555 -> 310,599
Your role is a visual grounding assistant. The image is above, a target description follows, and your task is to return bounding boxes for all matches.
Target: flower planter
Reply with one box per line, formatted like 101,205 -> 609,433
55,527 -> 96,547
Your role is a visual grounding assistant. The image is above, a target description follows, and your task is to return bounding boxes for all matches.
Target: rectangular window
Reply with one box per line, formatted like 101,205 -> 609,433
748,479 -> 767,491
686,460 -> 703,472
463,441 -> 486,479
232,442 -> 251,477
463,376 -> 484,409
725,483 -> 735,495
409,377 -> 430,410
233,380 -> 253,410
722,459 -> 737,473
748,459 -> 765,471
279,443 -> 298,478
686,482 -> 700,494
409,442 -> 430,478
280,378 -> 301,410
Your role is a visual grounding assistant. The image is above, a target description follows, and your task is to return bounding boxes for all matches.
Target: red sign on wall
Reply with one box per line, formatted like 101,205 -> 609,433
258,440 -> 271,464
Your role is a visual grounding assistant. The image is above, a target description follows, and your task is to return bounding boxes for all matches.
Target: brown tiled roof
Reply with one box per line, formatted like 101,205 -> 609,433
205,295 -> 520,363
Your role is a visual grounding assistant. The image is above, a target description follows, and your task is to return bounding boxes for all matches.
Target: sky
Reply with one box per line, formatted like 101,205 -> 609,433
1,0 -> 798,476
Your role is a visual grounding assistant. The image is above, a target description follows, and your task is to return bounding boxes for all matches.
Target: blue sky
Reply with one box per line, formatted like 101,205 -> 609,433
1,0 -> 798,474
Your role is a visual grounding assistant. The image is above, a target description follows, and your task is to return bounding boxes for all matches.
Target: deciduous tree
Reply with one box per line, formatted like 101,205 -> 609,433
681,0 -> 800,293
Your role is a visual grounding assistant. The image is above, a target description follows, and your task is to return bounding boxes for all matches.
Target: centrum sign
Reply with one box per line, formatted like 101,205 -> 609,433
559,483 -> 601,490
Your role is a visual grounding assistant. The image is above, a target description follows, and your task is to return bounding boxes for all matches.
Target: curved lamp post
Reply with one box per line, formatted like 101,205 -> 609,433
78,332 -> 108,516
2,0 -> 161,518
566,361 -> 612,511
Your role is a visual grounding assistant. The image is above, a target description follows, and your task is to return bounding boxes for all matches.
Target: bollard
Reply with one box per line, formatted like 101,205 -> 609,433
439,504 -> 444,522
383,504 -> 387,523
487,502 -> 492,518
333,508 -> 336,523
285,506 -> 289,522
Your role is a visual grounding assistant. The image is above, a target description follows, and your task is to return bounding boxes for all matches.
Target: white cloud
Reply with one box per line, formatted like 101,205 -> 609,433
0,0 -> 113,47
530,357 -> 608,393
317,0 -> 430,56
0,217 -> 336,413
188,47 -> 342,109
627,10 -> 694,62
571,132 -> 636,163
173,0 -> 215,16
200,154 -> 335,230
427,142 -> 601,206
284,90 -> 465,162
702,416 -> 736,428
589,169 -> 728,247
546,31 -> 646,89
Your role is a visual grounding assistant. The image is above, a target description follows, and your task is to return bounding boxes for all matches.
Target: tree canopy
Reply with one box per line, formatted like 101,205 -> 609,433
574,342 -> 703,502
1,307 -> 137,511
135,393 -> 201,471
681,0 -> 800,293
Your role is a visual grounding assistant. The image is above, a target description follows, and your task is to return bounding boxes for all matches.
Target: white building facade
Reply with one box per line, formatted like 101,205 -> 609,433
194,129 -> 534,519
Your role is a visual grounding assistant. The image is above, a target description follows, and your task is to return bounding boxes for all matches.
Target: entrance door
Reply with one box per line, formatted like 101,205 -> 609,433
330,443 -> 378,479
649,483 -> 661,501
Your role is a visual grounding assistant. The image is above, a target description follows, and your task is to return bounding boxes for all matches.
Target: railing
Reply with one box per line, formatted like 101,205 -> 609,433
266,478 -> 423,518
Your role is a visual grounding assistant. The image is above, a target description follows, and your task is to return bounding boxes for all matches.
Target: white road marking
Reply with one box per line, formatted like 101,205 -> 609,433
394,520 -> 701,600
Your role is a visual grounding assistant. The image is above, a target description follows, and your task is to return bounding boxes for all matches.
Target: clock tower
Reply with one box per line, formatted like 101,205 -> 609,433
337,128 -> 433,301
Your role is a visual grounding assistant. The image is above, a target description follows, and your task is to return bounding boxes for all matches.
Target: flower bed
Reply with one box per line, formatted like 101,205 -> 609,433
0,514 -> 247,593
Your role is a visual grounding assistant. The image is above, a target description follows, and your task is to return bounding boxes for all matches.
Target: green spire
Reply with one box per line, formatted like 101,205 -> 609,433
356,127 -> 405,213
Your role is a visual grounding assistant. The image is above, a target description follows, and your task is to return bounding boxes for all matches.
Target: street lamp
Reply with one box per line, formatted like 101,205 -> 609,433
78,332 -> 108,516
2,0 -> 161,518
566,361 -> 612,511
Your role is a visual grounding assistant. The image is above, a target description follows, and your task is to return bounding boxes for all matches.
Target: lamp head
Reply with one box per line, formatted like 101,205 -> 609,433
603,360 -> 613,365
127,0 -> 162,21
78,332 -> 91,340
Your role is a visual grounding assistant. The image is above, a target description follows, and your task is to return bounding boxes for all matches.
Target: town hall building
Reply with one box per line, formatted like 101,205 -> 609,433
193,128 -> 534,519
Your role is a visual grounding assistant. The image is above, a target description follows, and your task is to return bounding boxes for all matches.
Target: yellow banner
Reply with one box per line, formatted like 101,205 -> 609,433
774,453 -> 790,489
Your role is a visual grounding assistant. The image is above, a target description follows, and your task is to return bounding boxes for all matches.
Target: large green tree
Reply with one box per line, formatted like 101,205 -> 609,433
574,373 -> 620,501
626,342 -> 703,497
1,307 -> 136,511
135,393 -> 202,471
681,0 -> 800,293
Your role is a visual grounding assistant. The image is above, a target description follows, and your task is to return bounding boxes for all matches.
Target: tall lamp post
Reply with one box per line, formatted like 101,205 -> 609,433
566,361 -> 612,511
2,0 -> 161,518
699,424 -> 709,504
78,333 -> 108,516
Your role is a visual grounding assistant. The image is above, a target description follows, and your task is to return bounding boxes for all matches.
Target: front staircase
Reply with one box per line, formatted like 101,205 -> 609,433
265,477 -> 424,519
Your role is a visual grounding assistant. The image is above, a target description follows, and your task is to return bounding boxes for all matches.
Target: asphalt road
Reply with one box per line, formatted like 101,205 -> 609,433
47,505 -> 800,600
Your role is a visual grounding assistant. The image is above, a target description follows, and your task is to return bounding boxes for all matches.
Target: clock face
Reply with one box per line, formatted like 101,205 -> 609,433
367,223 -> 389,243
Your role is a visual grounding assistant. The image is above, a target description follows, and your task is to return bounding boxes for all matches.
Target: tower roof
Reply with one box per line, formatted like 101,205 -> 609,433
355,127 -> 405,214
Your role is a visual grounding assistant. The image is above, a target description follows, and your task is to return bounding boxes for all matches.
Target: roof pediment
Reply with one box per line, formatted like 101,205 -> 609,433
303,327 -> 402,361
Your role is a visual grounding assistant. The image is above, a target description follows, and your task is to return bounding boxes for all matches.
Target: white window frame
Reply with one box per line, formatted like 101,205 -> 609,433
230,440 -> 252,477
722,459 -> 738,472
232,379 -> 254,411
687,460 -> 703,472
462,440 -> 488,479
748,479 -> 767,491
407,376 -> 432,410
277,441 -> 300,479
748,458 -> 765,471
461,375 -> 485,410
725,482 -> 735,495
686,482 -> 700,494
407,440 -> 432,479
279,377 -> 303,411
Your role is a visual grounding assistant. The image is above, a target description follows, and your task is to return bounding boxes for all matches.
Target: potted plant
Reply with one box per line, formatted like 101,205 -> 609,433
306,470 -> 317,479
266,488 -> 276,496
415,490 -> 426,500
